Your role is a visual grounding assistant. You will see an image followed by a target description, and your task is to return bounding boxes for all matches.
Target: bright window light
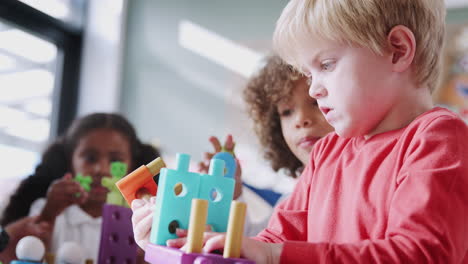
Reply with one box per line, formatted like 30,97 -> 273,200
0,69 -> 54,103
0,143 -> 39,180
22,98 -> 52,117
0,29 -> 57,63
0,53 -> 16,71
178,20 -> 263,78
4,118 -> 50,142
0,105 -> 29,128
18,0 -> 69,19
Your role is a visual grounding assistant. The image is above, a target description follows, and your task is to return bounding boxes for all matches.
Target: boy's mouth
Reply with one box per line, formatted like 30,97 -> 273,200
320,107 -> 332,115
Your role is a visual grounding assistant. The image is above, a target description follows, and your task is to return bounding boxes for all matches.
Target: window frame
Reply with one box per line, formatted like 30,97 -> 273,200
0,0 -> 86,136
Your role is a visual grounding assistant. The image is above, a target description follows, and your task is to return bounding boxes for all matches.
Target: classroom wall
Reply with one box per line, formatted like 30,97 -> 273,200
119,0 -> 285,159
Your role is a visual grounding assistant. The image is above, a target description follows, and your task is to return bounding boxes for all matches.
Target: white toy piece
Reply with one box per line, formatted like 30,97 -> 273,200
15,236 -> 45,262
56,241 -> 85,264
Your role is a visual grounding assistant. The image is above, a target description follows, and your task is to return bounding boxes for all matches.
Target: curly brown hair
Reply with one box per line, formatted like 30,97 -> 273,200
243,55 -> 304,178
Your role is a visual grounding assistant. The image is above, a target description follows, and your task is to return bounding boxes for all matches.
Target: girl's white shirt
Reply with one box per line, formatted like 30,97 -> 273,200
29,198 -> 102,262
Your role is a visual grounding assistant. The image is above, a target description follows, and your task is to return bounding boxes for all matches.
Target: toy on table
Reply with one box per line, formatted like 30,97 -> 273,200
97,203 -> 137,264
150,153 -> 235,246
102,162 -> 128,207
144,199 -> 254,264
212,152 -> 237,179
116,157 -> 166,206
55,241 -> 85,264
98,161 -> 141,264
10,236 -> 45,264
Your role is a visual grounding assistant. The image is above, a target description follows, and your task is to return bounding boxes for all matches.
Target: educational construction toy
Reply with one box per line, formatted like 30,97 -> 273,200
212,152 -> 237,179
150,153 -> 235,246
97,204 -> 137,264
102,162 -> 128,206
10,236 -> 45,264
98,162 -> 138,264
116,157 -> 166,206
144,200 -> 254,264
74,173 -> 92,192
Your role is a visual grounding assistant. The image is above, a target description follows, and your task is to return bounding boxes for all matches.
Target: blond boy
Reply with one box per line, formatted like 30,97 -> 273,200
134,0 -> 468,263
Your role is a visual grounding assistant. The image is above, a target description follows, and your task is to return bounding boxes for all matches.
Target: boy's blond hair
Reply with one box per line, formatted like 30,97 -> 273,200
273,0 -> 446,92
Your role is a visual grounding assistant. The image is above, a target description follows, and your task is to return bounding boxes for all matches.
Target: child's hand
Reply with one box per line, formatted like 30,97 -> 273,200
198,135 -> 243,199
40,173 -> 88,222
166,231 -> 282,264
131,197 -> 156,250
5,216 -> 52,245
1,216 -> 52,263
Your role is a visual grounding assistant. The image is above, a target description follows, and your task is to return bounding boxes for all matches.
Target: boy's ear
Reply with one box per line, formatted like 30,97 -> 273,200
387,25 -> 416,72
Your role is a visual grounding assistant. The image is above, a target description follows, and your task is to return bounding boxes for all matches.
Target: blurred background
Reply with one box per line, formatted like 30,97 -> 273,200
0,0 -> 467,208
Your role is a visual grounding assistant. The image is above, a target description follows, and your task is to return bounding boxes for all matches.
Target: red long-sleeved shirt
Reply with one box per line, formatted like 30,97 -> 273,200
255,107 -> 468,263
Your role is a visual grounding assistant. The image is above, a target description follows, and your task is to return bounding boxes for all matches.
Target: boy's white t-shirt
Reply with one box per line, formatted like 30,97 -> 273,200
29,198 -> 102,262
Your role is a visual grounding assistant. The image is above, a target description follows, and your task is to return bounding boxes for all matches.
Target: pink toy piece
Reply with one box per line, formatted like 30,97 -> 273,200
98,204 -> 137,264
144,243 -> 255,264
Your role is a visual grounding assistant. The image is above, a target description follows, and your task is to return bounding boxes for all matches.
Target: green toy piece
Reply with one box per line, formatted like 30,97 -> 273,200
102,162 -> 128,207
75,173 -> 93,192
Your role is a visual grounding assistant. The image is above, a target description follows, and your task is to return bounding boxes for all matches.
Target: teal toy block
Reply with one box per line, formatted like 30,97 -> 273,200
198,159 -> 234,232
150,154 -> 201,245
150,153 -> 235,245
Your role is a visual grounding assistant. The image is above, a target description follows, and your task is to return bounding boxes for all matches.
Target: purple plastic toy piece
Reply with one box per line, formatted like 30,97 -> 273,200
98,204 -> 137,264
145,243 -> 255,264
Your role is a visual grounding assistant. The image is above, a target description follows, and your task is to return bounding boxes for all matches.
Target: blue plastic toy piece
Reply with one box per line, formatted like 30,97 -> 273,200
150,153 -> 235,245
212,152 -> 237,179
242,182 -> 282,207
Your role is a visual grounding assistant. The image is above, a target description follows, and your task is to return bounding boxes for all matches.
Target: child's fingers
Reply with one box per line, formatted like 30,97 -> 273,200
204,152 -> 214,161
166,237 -> 187,248
131,199 -> 146,210
63,172 -> 73,180
197,162 -> 209,174
209,136 -> 222,152
224,134 -> 235,151
175,228 -> 187,237
203,234 -> 226,253
131,203 -> 152,224
134,213 -> 153,244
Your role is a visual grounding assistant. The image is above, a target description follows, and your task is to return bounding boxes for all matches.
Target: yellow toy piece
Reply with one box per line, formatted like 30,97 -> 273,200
223,201 -> 247,259
186,199 -> 208,254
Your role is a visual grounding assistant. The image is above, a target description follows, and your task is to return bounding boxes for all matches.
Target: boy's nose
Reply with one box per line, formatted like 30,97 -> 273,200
309,84 -> 327,99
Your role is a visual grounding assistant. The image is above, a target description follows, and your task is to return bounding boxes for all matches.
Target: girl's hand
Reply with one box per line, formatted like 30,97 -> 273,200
131,197 -> 156,250
40,173 -> 88,222
167,231 -> 283,264
5,216 -> 52,245
1,216 -> 52,263
198,135 -> 243,199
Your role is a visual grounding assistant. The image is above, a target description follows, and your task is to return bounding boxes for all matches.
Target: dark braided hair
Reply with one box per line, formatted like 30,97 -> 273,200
1,113 -> 160,226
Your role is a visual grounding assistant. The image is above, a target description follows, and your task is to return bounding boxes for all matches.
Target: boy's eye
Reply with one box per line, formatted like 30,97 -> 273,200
320,60 -> 335,71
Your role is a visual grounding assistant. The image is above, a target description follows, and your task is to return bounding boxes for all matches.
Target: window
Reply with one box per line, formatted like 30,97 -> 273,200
0,0 -> 85,203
